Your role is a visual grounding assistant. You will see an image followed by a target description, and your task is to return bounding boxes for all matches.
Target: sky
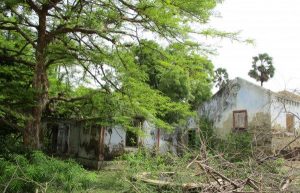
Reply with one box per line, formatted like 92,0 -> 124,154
206,0 -> 300,92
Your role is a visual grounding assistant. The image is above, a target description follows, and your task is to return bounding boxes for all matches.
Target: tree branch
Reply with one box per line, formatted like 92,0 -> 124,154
0,55 -> 34,67
25,0 -> 41,13
0,25 -> 37,48
47,26 -> 114,44
43,0 -> 63,10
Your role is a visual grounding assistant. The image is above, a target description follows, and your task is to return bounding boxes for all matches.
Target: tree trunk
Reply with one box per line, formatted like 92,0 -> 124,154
23,11 -> 48,149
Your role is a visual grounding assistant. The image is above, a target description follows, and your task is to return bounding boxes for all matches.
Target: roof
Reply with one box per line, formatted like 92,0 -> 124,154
212,77 -> 300,103
276,90 -> 300,102
212,77 -> 273,97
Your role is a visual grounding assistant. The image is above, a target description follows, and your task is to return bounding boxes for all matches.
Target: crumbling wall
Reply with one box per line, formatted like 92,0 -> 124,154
78,124 -> 100,160
200,78 -> 273,151
141,121 -> 178,153
200,79 -> 240,138
42,120 -> 79,155
270,94 -> 300,151
104,126 -> 125,159
236,78 -> 272,151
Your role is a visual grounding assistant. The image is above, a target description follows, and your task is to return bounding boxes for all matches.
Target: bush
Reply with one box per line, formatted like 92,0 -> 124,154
0,151 -> 97,193
199,117 -> 253,161
215,131 -> 253,161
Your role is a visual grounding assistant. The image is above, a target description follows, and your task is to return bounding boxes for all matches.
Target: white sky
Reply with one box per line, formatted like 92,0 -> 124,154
207,0 -> 300,92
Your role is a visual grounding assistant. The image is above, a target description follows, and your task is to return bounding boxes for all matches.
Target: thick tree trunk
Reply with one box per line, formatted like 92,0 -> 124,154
23,11 -> 48,149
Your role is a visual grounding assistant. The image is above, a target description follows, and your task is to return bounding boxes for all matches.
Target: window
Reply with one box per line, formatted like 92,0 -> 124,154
286,113 -> 295,132
233,110 -> 248,131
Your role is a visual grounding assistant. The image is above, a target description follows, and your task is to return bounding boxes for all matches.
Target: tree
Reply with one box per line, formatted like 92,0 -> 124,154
213,67 -> 229,89
248,53 -> 275,87
0,0 -> 220,149
133,40 -> 213,107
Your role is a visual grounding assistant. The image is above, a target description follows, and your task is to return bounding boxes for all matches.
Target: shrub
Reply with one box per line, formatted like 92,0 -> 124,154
0,151 -> 97,193
199,117 -> 253,161
215,131 -> 253,161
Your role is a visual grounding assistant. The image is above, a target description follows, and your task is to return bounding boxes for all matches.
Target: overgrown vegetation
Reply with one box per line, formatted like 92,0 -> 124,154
0,151 -> 98,193
198,118 -> 253,161
0,0 -> 228,149
0,0 -> 295,192
0,149 -> 290,193
121,148 -> 287,193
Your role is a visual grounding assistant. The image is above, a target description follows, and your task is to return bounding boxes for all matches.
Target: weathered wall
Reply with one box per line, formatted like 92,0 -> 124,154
78,124 -> 100,160
270,94 -> 300,150
236,78 -> 272,149
200,78 -> 240,137
140,121 -> 178,153
104,126 -> 126,159
42,120 -> 79,155
44,118 -> 199,167
200,77 -> 273,150
271,95 -> 300,132
68,122 -> 80,155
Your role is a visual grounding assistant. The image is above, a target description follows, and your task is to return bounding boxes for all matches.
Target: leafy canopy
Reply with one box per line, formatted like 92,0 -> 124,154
248,53 -> 275,87
0,0 -> 226,141
213,67 -> 229,89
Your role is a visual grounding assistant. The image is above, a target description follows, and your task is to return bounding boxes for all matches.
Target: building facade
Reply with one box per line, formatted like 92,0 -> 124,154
200,77 -> 300,152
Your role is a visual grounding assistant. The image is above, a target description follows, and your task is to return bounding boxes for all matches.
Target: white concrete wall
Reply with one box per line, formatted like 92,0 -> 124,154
200,78 -> 272,138
200,78 -> 240,137
104,126 -> 126,153
271,95 -> 300,133
140,121 -> 177,153
141,121 -> 157,149
104,126 -> 126,152
236,78 -> 271,114
270,95 -> 300,150
77,125 -> 99,159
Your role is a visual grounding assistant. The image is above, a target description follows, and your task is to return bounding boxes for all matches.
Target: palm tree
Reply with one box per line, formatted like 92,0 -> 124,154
248,53 -> 275,87
214,68 -> 229,89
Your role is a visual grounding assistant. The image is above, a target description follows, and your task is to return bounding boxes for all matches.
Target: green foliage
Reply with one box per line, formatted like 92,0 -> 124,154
248,53 -> 275,86
46,40 -> 213,133
133,40 -> 214,109
0,0 -> 230,148
216,132 -> 253,162
213,67 -> 229,89
0,30 -> 34,130
199,118 -> 253,162
198,117 -> 215,147
0,151 -> 97,193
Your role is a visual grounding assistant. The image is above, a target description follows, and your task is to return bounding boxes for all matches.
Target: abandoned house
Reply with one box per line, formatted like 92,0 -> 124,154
200,77 -> 300,152
43,117 -> 197,169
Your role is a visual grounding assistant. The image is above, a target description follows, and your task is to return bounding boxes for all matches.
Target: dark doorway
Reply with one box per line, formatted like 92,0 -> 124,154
126,130 -> 138,147
188,129 -> 196,148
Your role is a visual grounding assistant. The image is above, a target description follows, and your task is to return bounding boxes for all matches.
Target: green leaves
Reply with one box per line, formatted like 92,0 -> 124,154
213,67 -> 229,89
248,53 -> 275,87
0,0 -> 221,142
